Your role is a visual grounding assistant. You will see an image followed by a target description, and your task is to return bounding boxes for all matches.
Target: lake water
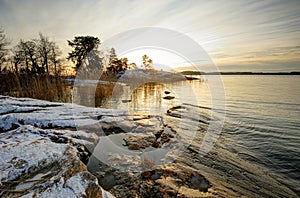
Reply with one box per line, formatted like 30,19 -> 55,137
95,75 -> 300,196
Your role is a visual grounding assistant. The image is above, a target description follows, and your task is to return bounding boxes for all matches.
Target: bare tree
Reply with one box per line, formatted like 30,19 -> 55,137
0,29 -> 10,71
11,46 -> 23,73
12,34 -> 62,75
142,54 -> 153,70
23,40 -> 39,73
49,41 -> 62,76
13,39 -> 41,74
36,33 -> 52,73
109,48 -> 117,64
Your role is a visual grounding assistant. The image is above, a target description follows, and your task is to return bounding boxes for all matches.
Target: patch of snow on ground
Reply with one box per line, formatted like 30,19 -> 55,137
100,116 -> 125,123
0,95 -> 128,132
0,126 -> 70,182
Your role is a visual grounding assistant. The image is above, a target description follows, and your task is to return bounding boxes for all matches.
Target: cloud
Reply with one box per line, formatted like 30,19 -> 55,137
0,0 -> 299,71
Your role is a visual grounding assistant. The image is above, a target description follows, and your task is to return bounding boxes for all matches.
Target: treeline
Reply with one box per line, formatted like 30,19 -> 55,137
0,29 -> 154,102
0,29 -> 69,101
66,36 -> 154,77
0,29 -> 154,77
1,31 -> 63,76
66,36 -> 138,76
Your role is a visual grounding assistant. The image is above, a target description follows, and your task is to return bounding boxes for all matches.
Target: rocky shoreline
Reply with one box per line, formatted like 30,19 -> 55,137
0,95 -> 234,197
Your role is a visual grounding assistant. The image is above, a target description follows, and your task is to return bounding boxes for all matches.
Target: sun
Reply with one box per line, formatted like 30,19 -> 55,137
119,48 -> 190,71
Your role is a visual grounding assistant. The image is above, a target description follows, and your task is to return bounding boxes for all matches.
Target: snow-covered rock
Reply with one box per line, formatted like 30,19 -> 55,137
118,69 -> 186,85
0,125 -> 102,197
0,95 -> 169,197
0,95 -> 126,132
0,96 -> 118,197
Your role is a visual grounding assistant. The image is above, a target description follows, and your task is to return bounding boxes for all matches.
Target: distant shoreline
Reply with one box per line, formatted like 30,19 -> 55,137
180,71 -> 300,75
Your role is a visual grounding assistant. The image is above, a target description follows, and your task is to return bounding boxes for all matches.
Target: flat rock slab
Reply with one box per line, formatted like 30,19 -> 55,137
0,125 -> 103,197
0,96 -> 120,197
0,95 -> 126,132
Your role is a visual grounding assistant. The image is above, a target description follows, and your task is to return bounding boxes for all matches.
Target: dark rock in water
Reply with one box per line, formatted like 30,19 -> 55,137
166,111 -> 182,118
99,173 -> 116,190
160,133 -> 174,144
151,171 -> 160,180
141,163 -> 214,197
122,126 -> 175,150
141,157 -> 156,171
128,143 -> 141,150
123,133 -> 156,149
163,96 -> 175,100
89,150 -> 216,198
151,139 -> 160,148
121,99 -> 132,103
190,173 -> 211,192
141,170 -> 155,179
164,91 -> 171,94
169,105 -> 185,111
166,105 -> 187,118
185,76 -> 199,80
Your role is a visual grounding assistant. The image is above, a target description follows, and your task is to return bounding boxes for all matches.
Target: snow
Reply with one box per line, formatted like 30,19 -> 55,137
102,190 -> 115,198
66,173 -> 89,196
32,175 -> 115,198
33,177 -> 76,198
0,126 -> 71,182
0,124 -> 110,197
0,95 -> 127,132
100,116 -> 125,123
118,69 -> 186,84
19,173 -> 114,198
0,96 -> 121,197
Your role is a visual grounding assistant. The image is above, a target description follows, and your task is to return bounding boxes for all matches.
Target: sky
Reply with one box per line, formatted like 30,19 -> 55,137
0,0 -> 300,72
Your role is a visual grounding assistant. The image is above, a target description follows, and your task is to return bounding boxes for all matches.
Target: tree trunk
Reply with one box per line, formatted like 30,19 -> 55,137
45,55 -> 49,73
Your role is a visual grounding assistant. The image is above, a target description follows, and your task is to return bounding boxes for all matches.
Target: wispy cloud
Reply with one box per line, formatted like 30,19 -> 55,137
0,0 -> 299,71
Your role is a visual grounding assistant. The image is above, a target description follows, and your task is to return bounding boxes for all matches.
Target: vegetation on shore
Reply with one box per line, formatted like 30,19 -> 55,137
0,29 -> 194,105
0,29 -> 154,103
0,72 -> 70,102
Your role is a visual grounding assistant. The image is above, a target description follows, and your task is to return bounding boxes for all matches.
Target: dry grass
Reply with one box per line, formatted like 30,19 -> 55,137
0,73 -> 71,102
95,83 -> 117,107
0,72 -> 121,107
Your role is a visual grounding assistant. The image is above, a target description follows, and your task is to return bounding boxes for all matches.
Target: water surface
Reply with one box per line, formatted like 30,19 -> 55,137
98,75 -> 300,196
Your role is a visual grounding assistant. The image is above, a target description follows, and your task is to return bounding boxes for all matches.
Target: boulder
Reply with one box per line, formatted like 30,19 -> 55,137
123,133 -> 156,150
0,126 -> 103,197
163,96 -> 175,100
